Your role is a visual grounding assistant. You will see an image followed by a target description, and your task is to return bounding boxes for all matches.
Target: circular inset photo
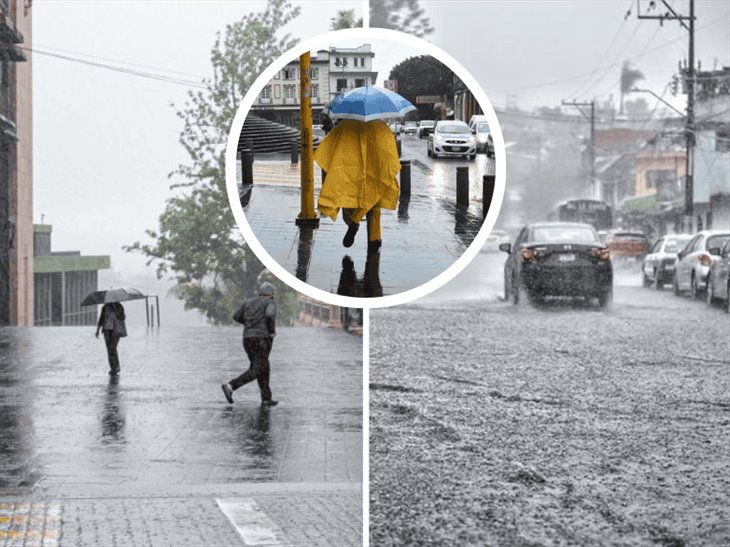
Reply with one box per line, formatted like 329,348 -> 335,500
226,28 -> 504,308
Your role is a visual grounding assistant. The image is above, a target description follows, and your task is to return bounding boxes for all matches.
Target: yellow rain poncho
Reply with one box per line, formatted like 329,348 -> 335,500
313,120 -> 401,224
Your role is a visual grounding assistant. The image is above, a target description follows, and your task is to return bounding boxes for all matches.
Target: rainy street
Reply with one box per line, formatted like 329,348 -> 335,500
370,252 -> 730,546
0,326 -> 363,546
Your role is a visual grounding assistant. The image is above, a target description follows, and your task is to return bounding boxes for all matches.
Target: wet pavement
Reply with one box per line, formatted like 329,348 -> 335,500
0,326 -> 362,546
370,253 -> 730,545
238,136 -> 495,296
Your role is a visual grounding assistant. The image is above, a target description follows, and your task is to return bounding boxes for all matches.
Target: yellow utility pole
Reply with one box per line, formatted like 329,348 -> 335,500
296,51 -> 319,227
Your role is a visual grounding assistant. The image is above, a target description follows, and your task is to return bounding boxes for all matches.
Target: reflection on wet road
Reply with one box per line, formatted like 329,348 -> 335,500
0,326 -> 362,493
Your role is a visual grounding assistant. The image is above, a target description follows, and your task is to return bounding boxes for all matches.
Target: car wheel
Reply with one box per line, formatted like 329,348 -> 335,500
706,280 -> 714,306
598,287 -> 613,309
653,269 -> 663,290
511,273 -> 522,305
690,273 -> 700,300
642,271 -> 651,288
725,281 -> 730,313
427,146 -> 432,158
672,273 -> 681,295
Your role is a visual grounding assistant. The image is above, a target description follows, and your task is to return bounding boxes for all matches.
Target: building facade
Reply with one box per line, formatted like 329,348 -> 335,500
33,225 -> 110,326
251,45 -> 377,127
0,0 -> 31,326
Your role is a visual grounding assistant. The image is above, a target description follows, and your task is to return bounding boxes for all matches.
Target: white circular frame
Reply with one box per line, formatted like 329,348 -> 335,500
225,27 -> 506,309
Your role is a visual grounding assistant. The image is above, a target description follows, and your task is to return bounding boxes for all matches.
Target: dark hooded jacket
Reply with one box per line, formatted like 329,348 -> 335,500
233,296 -> 276,338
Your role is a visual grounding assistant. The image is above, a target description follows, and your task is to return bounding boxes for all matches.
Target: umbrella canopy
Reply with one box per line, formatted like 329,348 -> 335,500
80,287 -> 146,307
323,86 -> 416,122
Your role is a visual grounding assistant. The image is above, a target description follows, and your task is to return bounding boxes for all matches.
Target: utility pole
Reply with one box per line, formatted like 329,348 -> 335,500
636,0 -> 695,229
296,51 -> 319,228
562,100 -> 596,199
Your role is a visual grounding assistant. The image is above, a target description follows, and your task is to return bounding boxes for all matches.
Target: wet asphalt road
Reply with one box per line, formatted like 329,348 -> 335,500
370,252 -> 730,546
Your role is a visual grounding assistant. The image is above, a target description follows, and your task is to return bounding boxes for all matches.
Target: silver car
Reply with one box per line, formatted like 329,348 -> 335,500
673,230 -> 730,299
474,122 -> 494,157
641,234 -> 692,289
707,237 -> 730,312
427,120 -> 476,160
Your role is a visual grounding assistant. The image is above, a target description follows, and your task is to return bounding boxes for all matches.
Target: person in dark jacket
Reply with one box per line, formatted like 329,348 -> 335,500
222,282 -> 278,407
95,302 -> 126,376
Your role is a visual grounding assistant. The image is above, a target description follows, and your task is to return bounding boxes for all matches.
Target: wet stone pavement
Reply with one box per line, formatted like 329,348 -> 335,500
0,326 -> 362,546
238,136 -> 495,296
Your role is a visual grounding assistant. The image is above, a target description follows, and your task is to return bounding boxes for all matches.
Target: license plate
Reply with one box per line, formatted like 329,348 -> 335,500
559,254 -> 576,262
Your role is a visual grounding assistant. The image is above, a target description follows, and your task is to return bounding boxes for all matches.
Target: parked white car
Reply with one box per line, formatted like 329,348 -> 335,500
641,234 -> 692,289
673,230 -> 730,299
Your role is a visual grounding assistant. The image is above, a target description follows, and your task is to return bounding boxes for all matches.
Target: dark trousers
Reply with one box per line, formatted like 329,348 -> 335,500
230,337 -> 273,402
103,330 -> 121,373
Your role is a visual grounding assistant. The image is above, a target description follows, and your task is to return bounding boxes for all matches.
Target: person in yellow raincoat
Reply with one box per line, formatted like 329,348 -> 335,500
313,119 -> 401,254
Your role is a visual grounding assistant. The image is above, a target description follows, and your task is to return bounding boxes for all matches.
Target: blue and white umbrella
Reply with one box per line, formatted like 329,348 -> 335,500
323,86 -> 417,122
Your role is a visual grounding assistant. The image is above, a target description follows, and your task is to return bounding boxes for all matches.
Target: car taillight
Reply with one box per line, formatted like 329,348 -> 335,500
521,248 -> 535,262
590,247 -> 611,261
699,254 -> 712,266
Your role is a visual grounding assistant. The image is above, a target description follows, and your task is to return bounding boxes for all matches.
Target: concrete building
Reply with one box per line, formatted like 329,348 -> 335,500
0,0 -> 32,326
692,67 -> 730,231
251,45 -> 377,127
33,224 -> 110,326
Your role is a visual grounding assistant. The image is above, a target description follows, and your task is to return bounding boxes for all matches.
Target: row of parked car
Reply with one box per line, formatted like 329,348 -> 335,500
640,229 -> 730,311
391,116 -> 495,159
486,222 -> 730,313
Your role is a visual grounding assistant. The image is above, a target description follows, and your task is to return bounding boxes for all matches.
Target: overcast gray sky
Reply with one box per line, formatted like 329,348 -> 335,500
33,1 -> 728,322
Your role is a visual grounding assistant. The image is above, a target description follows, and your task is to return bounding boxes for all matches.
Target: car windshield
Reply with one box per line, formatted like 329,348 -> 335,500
531,226 -> 599,244
437,123 -> 470,134
664,237 -> 690,253
477,122 -> 490,133
421,121 -> 435,127
706,234 -> 730,251
404,122 -> 417,127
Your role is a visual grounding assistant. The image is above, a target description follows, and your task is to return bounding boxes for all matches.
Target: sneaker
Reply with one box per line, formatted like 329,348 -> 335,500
262,400 -> 279,407
221,384 -> 234,404
342,223 -> 359,247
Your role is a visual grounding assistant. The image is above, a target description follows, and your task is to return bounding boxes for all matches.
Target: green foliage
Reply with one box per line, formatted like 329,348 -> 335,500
125,0 -> 301,325
370,0 -> 433,36
330,9 -> 363,30
388,56 -> 456,119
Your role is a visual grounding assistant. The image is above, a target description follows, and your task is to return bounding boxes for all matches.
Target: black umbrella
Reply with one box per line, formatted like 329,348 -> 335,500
80,287 -> 146,307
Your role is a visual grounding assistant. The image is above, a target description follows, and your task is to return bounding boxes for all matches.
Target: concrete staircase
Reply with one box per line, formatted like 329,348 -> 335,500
238,114 -> 320,154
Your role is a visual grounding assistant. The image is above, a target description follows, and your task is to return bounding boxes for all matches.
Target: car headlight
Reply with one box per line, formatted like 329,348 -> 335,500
467,135 -> 475,144
434,134 -> 445,142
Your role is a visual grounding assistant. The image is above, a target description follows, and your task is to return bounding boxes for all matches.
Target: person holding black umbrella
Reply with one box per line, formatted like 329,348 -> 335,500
95,302 -> 126,376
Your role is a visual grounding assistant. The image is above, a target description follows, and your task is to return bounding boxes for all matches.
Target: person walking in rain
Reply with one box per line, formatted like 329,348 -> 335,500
221,282 -> 278,407
313,119 -> 401,255
95,301 -> 126,376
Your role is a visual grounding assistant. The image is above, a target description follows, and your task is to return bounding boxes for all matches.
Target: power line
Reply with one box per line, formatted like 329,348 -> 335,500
23,46 -> 208,89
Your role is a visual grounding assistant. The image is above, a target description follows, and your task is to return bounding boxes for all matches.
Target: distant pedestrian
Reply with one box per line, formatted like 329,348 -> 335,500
222,282 -> 279,407
322,113 -> 334,135
95,302 -> 126,376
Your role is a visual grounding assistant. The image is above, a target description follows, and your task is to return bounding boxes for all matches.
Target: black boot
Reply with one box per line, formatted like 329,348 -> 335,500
343,223 -> 359,247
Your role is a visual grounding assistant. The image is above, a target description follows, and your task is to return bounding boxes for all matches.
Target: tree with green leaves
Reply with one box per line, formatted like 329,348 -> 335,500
125,0 -> 300,325
370,0 -> 434,36
389,55 -> 456,119
330,9 -> 363,30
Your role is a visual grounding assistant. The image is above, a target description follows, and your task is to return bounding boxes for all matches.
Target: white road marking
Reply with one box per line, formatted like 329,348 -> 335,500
216,498 -> 287,546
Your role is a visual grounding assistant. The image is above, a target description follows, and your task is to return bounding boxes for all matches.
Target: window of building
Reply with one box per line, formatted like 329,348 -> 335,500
360,57 -> 365,67
355,78 -> 366,88
284,84 -> 297,99
260,85 -> 271,99
717,128 -> 730,153
311,67 -> 318,80
283,67 -> 297,80
645,169 -> 675,189
353,57 -> 359,67
312,84 -> 319,100
273,71 -> 280,80
336,78 -> 347,92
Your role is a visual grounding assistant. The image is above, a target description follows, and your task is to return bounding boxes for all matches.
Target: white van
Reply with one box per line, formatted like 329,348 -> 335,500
468,114 -> 488,131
